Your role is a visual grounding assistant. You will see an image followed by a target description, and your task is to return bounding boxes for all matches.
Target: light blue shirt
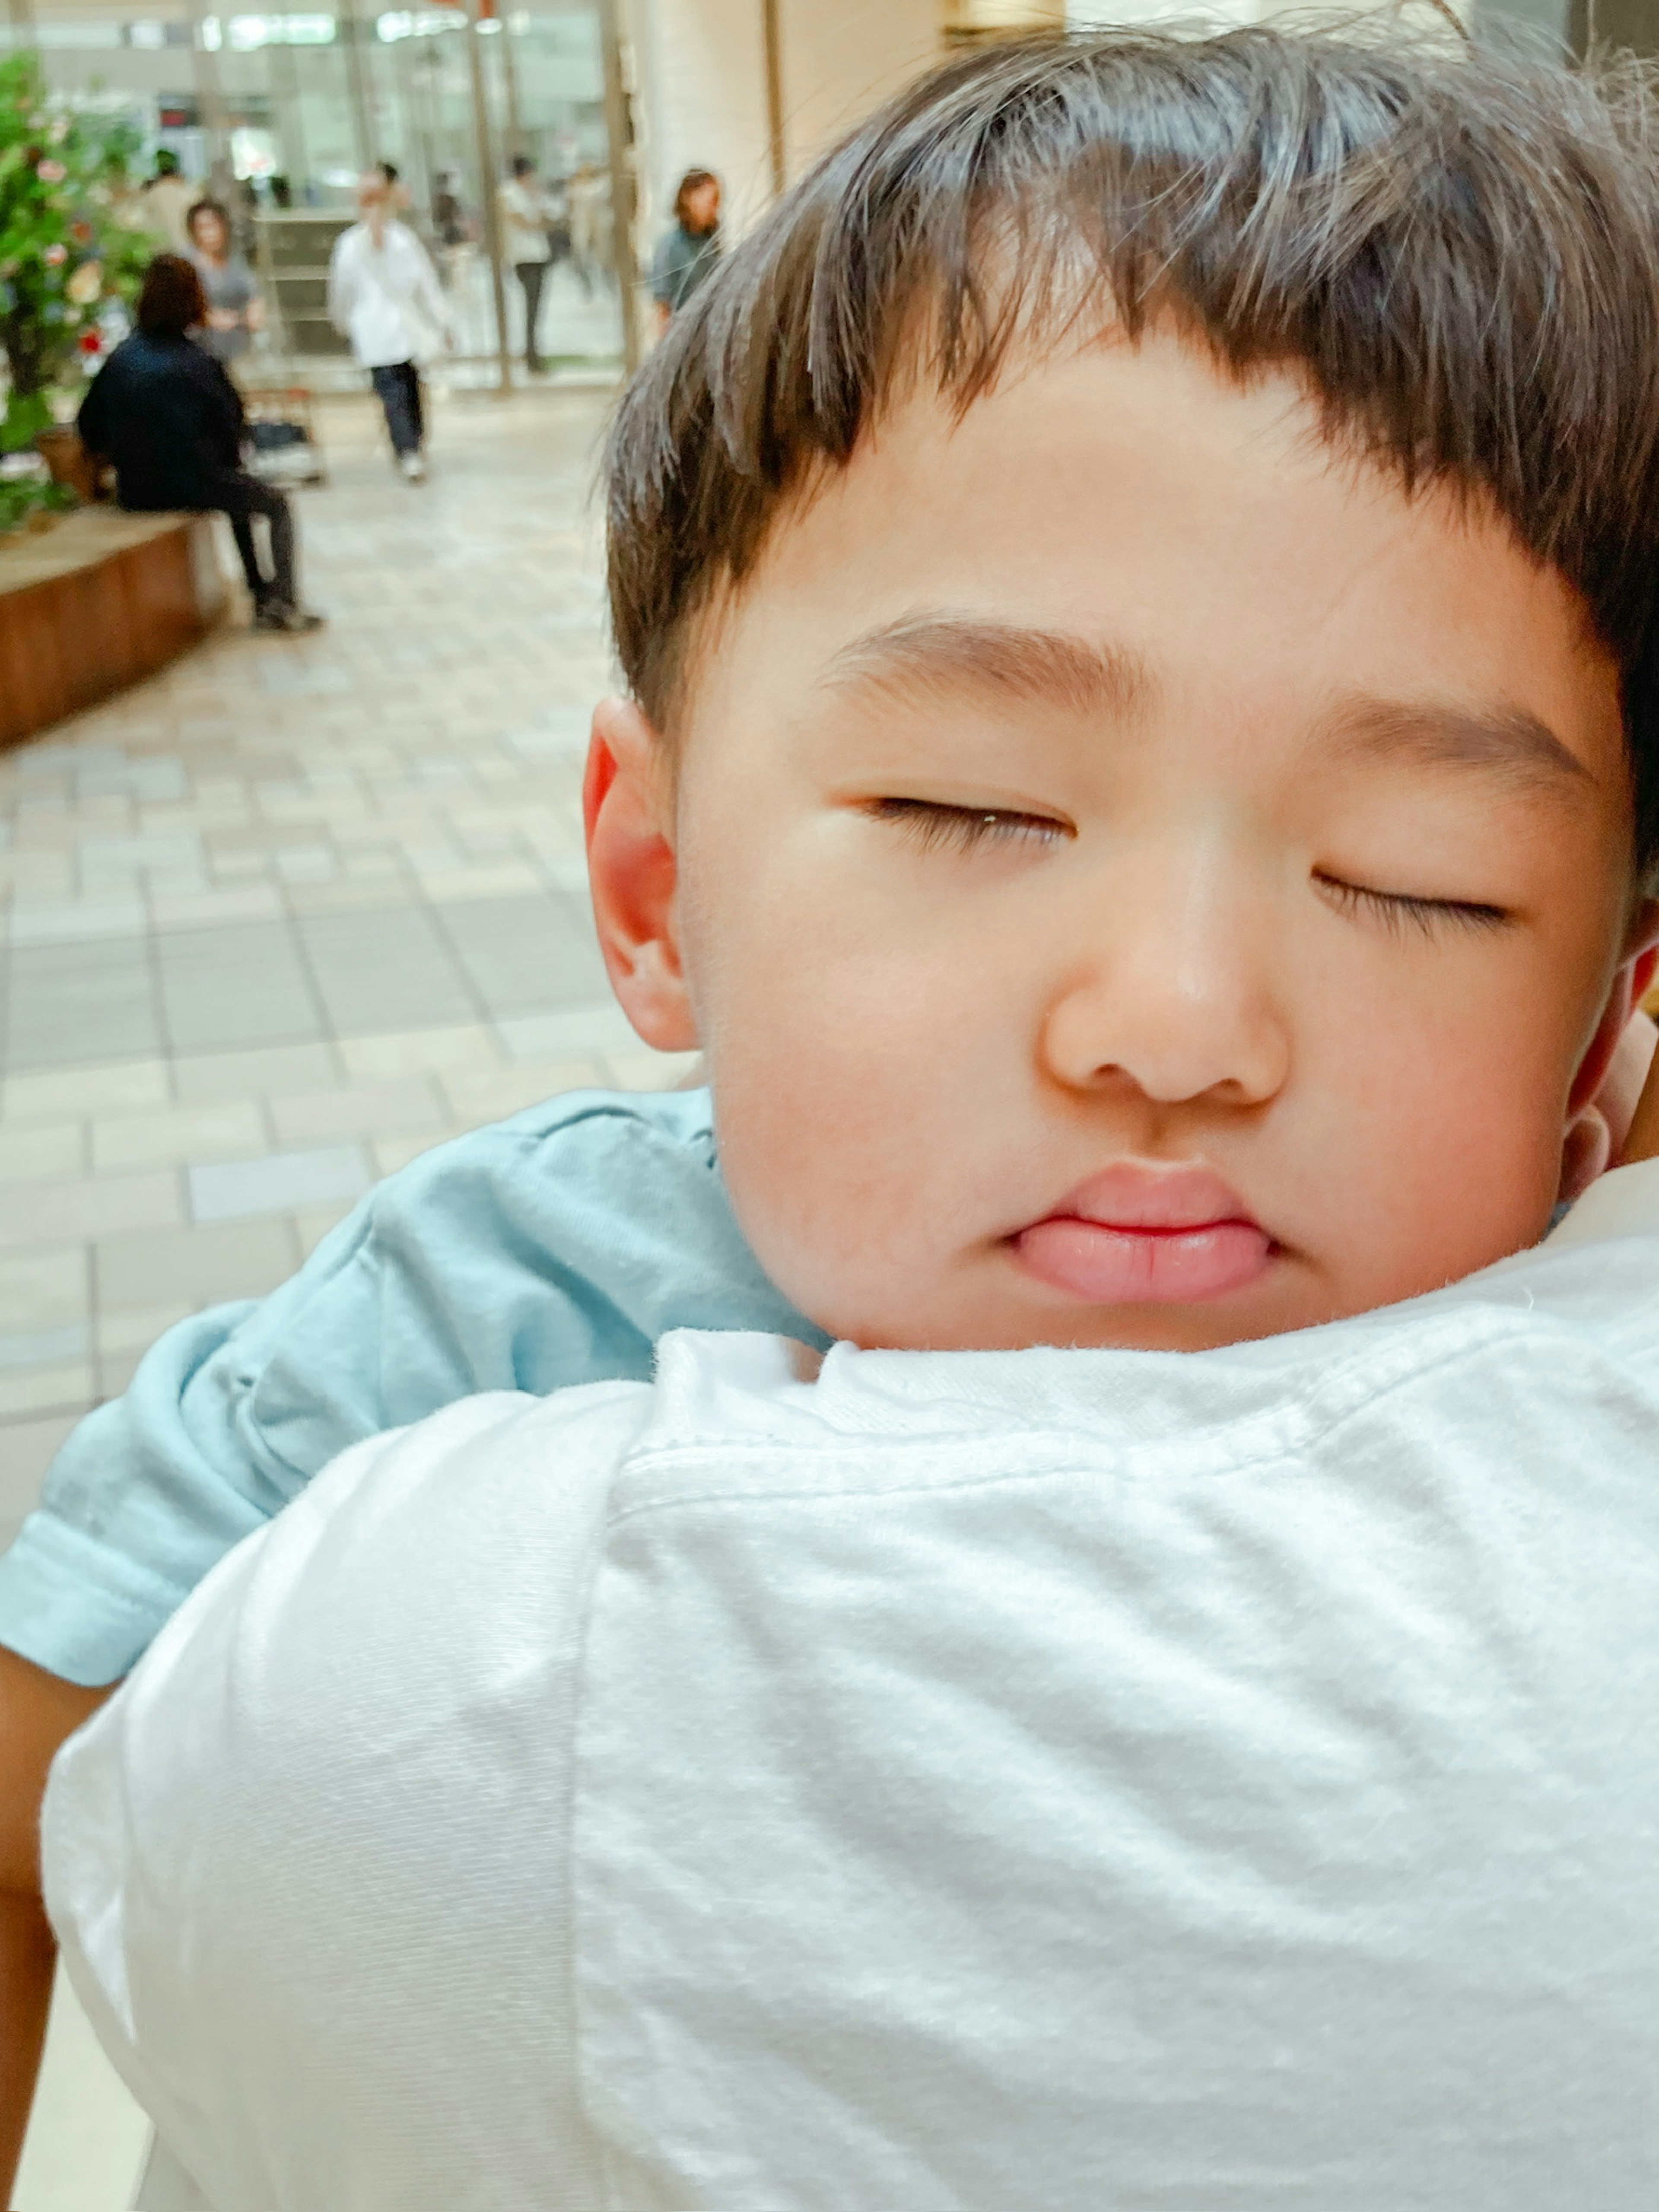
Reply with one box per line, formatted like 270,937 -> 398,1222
0,1088 -> 822,1686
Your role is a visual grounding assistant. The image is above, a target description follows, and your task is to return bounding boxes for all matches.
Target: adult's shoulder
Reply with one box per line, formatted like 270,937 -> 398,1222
88,330 -> 141,381
183,337 -> 235,386
42,1378 -> 636,2209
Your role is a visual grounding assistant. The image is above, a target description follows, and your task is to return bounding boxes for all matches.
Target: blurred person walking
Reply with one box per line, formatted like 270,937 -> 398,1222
185,198 -> 264,371
433,169 -> 470,248
138,150 -> 195,253
498,155 -> 555,373
327,168 -> 449,483
77,255 -> 321,633
649,168 -> 720,334
431,170 -> 475,295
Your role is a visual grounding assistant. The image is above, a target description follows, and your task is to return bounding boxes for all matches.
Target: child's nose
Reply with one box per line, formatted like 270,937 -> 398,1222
1038,851 -> 1291,1110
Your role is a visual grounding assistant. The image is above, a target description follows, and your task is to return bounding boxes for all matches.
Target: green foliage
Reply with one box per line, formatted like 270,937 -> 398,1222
0,469 -> 71,534
0,50 -> 152,451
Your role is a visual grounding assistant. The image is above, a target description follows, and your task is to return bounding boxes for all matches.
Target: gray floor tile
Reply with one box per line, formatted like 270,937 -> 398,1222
0,390 -> 616,1461
171,1041 -> 341,1106
0,1411 -> 80,1540
437,892 -> 611,1015
157,921 -> 326,1055
496,1004 -> 639,1060
94,1217 -> 301,1312
0,1324 -> 90,1371
4,941 -> 162,1072
294,906 -> 480,1035
268,1075 -> 447,1148
188,1144 -> 373,1224
0,1170 -> 181,1252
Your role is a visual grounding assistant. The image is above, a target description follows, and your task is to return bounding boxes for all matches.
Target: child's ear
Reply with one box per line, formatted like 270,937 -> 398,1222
583,696 -> 699,1053
1558,903 -> 1659,1200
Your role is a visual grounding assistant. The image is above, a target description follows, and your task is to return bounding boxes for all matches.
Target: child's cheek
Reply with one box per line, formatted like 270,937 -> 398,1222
1336,1035 -> 1569,1310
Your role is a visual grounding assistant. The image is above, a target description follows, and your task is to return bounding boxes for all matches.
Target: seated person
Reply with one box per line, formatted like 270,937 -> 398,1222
77,255 -> 321,635
25,21 -> 1659,2207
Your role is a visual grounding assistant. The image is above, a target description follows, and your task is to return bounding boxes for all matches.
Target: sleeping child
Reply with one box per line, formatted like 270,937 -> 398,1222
21,20 -> 1659,2208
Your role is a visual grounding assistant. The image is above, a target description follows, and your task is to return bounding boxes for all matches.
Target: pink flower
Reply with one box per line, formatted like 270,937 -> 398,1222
43,242 -> 66,266
36,159 -> 66,183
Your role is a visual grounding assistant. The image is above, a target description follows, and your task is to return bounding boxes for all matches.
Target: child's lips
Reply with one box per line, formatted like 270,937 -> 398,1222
1010,1163 -> 1274,1306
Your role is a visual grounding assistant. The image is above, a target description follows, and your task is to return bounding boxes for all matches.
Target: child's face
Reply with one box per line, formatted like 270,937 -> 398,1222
589,332 -> 1653,1351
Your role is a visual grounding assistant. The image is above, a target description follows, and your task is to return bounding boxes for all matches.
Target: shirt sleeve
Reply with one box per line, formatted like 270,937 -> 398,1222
648,229 -> 677,305
0,1088 -> 817,1686
410,234 -> 449,337
326,232 -> 353,334
76,364 -> 109,456
201,354 -> 245,463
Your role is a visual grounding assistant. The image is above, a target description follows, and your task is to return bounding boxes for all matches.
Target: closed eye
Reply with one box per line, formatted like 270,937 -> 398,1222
868,797 -> 1071,855
1315,870 -> 1513,939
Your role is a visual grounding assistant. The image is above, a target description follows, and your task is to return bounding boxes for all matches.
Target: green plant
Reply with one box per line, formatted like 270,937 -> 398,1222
0,470 -> 71,533
0,51 -> 151,451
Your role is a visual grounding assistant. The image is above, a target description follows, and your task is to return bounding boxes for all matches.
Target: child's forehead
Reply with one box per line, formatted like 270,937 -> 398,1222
750,335 -> 1448,591
669,340 -> 1629,834
728,343 -> 1592,664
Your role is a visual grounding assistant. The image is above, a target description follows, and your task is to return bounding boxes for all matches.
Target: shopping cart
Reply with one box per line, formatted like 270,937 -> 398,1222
241,381 -> 327,489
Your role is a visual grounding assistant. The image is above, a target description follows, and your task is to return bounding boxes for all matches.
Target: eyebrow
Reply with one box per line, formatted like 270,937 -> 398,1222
817,616 -> 1151,719
1330,700 -> 1598,799
816,621 -> 1600,800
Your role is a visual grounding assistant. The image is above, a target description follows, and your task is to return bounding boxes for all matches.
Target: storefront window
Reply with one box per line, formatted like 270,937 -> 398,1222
6,0 -> 624,370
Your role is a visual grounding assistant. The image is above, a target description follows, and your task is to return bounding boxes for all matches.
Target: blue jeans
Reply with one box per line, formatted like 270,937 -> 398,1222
370,362 -> 423,456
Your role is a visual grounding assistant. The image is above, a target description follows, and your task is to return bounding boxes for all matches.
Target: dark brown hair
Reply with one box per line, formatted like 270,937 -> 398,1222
672,168 -> 719,228
608,25 -> 1659,865
137,252 -> 208,336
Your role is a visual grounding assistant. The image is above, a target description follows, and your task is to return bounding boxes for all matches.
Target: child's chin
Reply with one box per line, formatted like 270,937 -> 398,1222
839,1253 -> 1326,1356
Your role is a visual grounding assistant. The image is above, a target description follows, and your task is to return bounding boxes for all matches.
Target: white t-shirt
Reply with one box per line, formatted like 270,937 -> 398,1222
498,177 -> 552,266
326,219 -> 448,369
44,1163 -> 1659,2210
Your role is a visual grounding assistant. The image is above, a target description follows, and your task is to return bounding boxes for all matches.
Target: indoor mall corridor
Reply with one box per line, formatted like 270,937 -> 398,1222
5,375 -> 706,2212
0,381 -> 690,1563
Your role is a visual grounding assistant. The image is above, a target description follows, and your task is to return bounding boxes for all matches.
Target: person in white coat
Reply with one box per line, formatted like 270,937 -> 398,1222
327,165 -> 450,483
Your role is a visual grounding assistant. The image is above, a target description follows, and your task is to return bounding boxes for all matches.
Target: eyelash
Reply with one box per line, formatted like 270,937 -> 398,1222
1313,871 -> 1512,939
870,798 -> 1068,853
871,807 -> 1513,936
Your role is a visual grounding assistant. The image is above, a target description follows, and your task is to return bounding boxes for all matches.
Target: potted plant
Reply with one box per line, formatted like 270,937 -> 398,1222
0,456 -> 73,536
0,50 -> 151,457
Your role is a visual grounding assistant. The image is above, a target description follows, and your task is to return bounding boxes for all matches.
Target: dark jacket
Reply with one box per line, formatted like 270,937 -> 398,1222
77,331 -> 245,511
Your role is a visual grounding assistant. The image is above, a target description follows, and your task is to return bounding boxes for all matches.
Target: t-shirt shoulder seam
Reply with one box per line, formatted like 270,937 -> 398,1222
466,1092 -> 711,1150
604,1304 -> 1626,1523
346,1089 -> 716,1253
359,1089 -> 711,1194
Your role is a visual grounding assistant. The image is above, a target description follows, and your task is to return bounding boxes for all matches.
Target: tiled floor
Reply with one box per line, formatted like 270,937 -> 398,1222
0,379 -> 693,1544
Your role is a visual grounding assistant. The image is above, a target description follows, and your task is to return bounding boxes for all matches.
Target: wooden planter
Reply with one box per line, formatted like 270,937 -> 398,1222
0,508 -> 226,748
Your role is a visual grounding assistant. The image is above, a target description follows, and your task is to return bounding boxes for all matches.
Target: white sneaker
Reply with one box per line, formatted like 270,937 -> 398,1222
399,451 -> 427,483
